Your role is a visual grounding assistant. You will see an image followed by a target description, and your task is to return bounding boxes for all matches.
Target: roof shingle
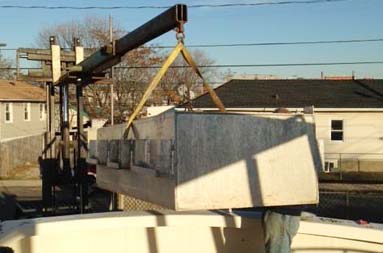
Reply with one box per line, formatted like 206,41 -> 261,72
0,80 -> 45,102
191,79 -> 383,109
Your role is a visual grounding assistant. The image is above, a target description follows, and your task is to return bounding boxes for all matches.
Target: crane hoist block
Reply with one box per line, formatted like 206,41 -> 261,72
91,109 -> 321,210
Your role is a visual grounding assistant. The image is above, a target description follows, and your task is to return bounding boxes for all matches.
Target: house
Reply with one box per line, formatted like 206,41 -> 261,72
190,79 -> 383,173
0,80 -> 46,141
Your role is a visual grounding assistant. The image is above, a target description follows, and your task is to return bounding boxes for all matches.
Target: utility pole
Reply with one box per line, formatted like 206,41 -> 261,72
73,37 -> 88,213
49,36 -> 61,159
109,15 -> 114,126
109,15 -> 119,210
16,50 -> 20,80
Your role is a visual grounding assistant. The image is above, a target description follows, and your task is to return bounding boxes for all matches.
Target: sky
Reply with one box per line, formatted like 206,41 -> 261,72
0,0 -> 382,80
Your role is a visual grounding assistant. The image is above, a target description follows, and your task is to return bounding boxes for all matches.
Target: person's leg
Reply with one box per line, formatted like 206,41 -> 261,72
286,214 -> 300,248
263,210 -> 300,253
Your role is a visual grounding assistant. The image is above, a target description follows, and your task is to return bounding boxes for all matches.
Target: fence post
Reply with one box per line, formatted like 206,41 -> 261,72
358,159 -> 360,172
0,143 -> 3,178
345,192 -> 350,219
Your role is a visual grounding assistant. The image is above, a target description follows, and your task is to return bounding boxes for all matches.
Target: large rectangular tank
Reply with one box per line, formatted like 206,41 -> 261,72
92,109 -> 321,210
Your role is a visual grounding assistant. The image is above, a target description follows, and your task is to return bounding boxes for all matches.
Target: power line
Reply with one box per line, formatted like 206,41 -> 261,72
190,0 -> 350,8
3,61 -> 383,71
0,0 -> 352,10
1,38 -> 383,51
2,61 -> 382,70
114,61 -> 383,69
0,67 -> 40,70
154,38 -> 383,49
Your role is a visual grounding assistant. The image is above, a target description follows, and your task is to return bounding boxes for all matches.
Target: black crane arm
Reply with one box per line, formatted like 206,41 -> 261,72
58,4 -> 187,85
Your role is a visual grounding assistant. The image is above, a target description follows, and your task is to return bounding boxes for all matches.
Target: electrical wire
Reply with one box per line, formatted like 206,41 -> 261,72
0,67 -> 40,70
113,61 -> 383,69
1,38 -> 382,51
0,0 -> 353,10
154,38 -> 383,49
2,61 -> 383,71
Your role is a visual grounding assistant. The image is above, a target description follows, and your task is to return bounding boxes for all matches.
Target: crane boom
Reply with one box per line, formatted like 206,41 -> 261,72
57,4 -> 187,85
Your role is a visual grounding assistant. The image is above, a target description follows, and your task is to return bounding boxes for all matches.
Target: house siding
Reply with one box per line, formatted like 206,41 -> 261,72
315,112 -> 383,172
0,102 -> 46,141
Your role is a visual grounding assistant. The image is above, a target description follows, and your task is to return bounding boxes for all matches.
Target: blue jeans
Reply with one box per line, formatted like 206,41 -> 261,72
263,210 -> 301,253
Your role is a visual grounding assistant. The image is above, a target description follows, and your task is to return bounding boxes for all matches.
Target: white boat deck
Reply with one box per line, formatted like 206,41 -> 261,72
1,211 -> 382,253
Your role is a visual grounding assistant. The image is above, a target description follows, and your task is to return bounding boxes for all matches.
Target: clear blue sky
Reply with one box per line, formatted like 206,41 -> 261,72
0,0 -> 382,79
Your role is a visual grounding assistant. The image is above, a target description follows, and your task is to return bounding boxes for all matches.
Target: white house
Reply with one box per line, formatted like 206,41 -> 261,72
189,79 -> 383,173
0,80 -> 46,141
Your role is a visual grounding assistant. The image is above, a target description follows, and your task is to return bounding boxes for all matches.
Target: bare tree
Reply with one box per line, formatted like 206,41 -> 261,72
36,16 -> 164,123
0,53 -> 13,79
36,16 -> 124,49
36,17 -> 218,123
220,68 -> 236,83
111,47 -> 162,123
159,49 -> 217,105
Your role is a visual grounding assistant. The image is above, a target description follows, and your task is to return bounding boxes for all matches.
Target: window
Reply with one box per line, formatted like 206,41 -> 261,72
331,120 -> 343,141
39,103 -> 46,120
324,160 -> 338,173
24,103 -> 31,121
4,103 -> 13,123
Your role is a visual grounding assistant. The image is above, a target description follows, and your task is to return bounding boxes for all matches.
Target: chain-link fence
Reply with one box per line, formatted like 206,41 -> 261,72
121,194 -> 167,211
309,190 -> 383,223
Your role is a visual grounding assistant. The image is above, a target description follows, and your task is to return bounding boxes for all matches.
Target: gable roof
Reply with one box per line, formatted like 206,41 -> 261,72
190,79 -> 383,109
0,80 -> 45,102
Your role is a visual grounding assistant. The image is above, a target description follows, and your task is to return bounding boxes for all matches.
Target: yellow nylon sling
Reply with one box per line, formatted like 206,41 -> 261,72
180,44 -> 226,112
124,41 -> 226,138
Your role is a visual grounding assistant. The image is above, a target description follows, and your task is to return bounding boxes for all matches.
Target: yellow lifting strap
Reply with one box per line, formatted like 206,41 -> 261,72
180,44 -> 226,112
124,41 -> 226,137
